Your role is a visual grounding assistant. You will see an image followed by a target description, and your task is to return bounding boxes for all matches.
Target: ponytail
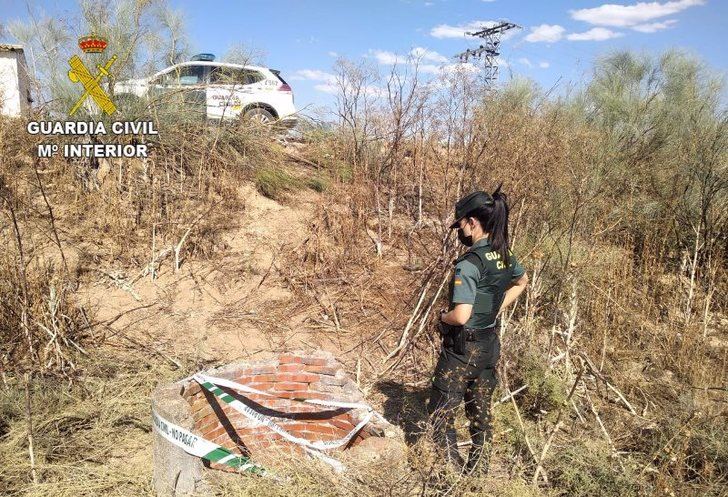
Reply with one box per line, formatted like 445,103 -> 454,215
489,184 -> 510,266
471,183 -> 511,265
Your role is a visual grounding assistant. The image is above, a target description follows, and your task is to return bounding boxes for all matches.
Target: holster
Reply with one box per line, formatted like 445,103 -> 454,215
438,321 -> 466,355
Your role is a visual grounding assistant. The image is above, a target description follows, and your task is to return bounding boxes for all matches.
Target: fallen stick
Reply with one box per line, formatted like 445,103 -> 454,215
385,266 -> 451,367
605,381 -> 638,416
585,389 -> 614,449
502,368 -> 548,484
494,384 -> 528,405
131,247 -> 173,284
174,211 -> 208,272
579,352 -> 637,416
322,286 -> 342,332
281,149 -> 322,169
94,268 -> 141,301
532,365 -> 584,485
24,372 -> 38,485
385,278 -> 431,361
412,272 -> 449,340
571,399 -> 586,424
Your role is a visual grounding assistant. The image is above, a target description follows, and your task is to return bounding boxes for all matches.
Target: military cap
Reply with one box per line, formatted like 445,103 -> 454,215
449,191 -> 494,229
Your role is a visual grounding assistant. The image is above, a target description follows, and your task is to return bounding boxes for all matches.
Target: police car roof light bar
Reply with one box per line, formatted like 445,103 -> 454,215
191,53 -> 215,62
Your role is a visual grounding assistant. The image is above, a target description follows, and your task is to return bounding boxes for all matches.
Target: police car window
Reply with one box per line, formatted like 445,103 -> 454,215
210,67 -> 244,85
244,70 -> 265,84
210,67 -> 264,86
178,65 -> 205,85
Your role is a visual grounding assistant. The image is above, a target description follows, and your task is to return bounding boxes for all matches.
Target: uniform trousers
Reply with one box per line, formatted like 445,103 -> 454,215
427,326 -> 500,472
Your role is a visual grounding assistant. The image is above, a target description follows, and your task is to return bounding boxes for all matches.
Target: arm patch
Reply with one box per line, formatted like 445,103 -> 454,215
451,258 -> 481,304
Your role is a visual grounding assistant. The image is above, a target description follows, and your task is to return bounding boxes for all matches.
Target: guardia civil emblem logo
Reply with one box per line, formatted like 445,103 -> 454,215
67,33 -> 117,116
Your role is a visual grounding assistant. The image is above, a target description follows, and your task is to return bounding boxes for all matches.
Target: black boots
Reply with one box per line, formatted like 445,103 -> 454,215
464,440 -> 491,475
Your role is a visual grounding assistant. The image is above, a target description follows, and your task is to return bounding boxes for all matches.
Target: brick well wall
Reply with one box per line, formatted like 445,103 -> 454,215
180,351 -> 374,472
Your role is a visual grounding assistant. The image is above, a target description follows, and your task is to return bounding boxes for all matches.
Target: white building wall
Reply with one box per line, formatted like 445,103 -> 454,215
0,46 -> 31,117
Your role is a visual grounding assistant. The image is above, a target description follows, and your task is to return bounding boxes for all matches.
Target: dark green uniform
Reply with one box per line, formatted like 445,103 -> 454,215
428,237 -> 525,473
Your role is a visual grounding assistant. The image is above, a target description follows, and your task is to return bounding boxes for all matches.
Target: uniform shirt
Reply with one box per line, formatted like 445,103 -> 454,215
450,237 -> 525,328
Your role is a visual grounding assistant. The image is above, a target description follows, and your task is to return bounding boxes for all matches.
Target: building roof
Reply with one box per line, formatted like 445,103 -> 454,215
0,44 -> 25,52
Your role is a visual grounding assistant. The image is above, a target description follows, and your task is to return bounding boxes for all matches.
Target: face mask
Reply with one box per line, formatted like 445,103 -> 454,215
457,228 -> 473,247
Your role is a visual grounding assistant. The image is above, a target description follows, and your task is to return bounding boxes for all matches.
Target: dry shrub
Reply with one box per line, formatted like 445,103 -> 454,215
0,104 -> 288,372
279,49 -> 727,496
0,111 -> 299,494
254,166 -> 302,200
0,254 -> 87,376
0,117 -> 90,378
547,439 -> 641,497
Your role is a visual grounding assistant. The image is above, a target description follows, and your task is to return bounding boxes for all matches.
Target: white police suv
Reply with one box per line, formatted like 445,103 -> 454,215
115,54 -> 297,127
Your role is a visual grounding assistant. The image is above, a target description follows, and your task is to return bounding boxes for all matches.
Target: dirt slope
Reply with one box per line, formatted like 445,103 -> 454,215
77,181 -> 322,366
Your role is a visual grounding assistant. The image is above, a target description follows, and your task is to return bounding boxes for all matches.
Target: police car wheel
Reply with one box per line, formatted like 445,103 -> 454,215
243,108 -> 275,125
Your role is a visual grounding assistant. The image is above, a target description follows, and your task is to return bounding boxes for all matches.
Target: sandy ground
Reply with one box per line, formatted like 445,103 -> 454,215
76,182 -> 323,366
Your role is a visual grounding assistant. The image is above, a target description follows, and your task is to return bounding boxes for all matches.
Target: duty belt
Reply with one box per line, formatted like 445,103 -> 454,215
463,325 -> 498,341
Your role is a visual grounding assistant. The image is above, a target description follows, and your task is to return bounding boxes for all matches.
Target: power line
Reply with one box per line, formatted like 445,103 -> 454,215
454,22 -> 520,86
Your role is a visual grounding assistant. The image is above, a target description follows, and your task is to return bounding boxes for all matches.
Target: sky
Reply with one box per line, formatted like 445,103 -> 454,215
2,0 -> 726,117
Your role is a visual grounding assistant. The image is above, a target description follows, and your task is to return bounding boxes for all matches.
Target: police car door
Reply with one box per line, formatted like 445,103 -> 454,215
207,66 -> 230,121
151,64 -> 207,120
206,67 -> 265,121
206,66 -> 245,121
239,69 -> 268,112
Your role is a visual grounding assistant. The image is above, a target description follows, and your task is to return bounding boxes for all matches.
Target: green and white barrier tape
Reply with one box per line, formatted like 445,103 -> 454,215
152,372 -> 383,474
152,409 -> 266,474
195,372 -> 383,415
193,373 -> 381,471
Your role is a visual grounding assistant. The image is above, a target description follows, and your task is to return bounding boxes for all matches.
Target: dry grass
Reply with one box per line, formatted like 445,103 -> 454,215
0,348 -> 182,497
0,47 -> 726,497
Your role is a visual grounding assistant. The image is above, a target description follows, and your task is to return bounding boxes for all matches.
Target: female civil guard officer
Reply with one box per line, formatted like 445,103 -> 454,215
427,186 -> 528,474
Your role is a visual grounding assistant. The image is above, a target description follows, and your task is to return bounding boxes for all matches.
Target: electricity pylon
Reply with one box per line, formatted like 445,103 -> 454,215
455,21 -> 520,86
